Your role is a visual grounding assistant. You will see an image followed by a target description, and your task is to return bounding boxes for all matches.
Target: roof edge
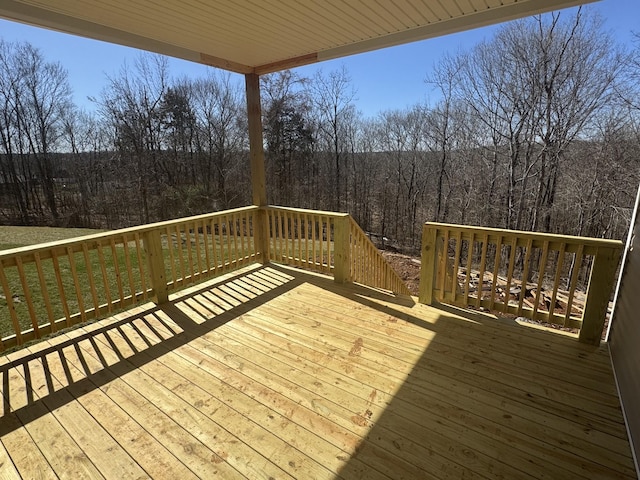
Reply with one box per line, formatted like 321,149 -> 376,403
318,0 -> 599,64
0,0 -> 600,77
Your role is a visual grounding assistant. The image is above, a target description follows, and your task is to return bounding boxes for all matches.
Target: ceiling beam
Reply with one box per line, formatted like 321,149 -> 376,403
254,53 -> 319,76
199,53 -> 253,74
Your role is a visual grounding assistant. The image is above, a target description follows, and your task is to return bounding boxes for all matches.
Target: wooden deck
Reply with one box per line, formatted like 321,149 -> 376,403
0,264 -> 635,479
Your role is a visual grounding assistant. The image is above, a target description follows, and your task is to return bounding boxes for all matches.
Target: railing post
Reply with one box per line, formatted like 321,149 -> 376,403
333,215 -> 351,284
579,246 -> 622,345
419,224 -> 438,305
255,207 -> 270,265
143,230 -> 168,304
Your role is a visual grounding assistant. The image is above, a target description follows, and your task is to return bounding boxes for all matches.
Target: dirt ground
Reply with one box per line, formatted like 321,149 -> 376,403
381,251 -> 422,296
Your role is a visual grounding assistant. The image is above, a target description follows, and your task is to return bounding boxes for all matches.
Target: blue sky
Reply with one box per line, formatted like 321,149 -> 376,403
0,0 -> 637,117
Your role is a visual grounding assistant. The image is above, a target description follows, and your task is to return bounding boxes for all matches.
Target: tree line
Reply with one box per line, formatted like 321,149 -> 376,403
1,8 -> 639,253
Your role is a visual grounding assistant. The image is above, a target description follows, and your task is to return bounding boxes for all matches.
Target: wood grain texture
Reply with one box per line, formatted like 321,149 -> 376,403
0,264 -> 635,479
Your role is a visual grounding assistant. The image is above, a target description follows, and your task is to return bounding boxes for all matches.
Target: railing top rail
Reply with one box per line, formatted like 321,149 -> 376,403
264,205 -> 350,218
0,205 -> 259,261
424,222 -> 623,250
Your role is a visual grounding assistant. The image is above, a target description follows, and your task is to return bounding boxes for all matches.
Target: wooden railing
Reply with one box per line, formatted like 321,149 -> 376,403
0,205 -> 410,351
161,206 -> 258,292
418,222 -> 623,345
264,206 -> 411,295
349,218 -> 412,295
265,206 -> 344,276
0,206 -> 258,351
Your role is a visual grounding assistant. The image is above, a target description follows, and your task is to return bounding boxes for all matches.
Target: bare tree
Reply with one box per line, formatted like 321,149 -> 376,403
426,53 -> 466,223
60,108 -> 109,226
347,117 -> 380,231
191,71 -> 247,209
520,10 -> 626,231
262,70 -> 314,206
311,66 -> 356,211
458,34 -> 539,229
377,105 -> 429,245
99,54 -> 169,223
0,40 -> 72,223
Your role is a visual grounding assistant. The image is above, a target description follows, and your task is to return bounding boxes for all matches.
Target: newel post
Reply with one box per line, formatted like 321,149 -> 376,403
579,246 -> 622,345
333,215 -> 351,284
256,207 -> 270,265
419,224 -> 438,305
143,230 -> 168,304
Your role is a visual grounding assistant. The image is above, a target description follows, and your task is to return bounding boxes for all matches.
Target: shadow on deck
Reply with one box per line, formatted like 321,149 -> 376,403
0,264 -> 635,479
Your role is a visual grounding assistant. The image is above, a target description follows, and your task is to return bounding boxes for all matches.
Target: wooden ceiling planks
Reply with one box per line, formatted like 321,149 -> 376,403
2,0 -> 598,74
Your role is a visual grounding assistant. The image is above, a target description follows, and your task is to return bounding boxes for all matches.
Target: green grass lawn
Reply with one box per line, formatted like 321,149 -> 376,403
0,226 -> 120,341
0,226 -> 105,251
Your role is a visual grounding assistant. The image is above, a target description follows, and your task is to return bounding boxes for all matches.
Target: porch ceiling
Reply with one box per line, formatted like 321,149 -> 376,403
1,0 -> 596,75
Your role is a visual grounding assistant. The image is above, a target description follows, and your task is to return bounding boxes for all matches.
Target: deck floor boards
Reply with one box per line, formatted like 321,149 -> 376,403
0,264 -> 636,479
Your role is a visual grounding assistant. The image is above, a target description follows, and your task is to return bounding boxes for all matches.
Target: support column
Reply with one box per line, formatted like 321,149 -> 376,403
245,73 -> 267,207
245,73 -> 269,263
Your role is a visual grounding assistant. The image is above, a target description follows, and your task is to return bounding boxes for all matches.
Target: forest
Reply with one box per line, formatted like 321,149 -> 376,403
1,8 -> 639,254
